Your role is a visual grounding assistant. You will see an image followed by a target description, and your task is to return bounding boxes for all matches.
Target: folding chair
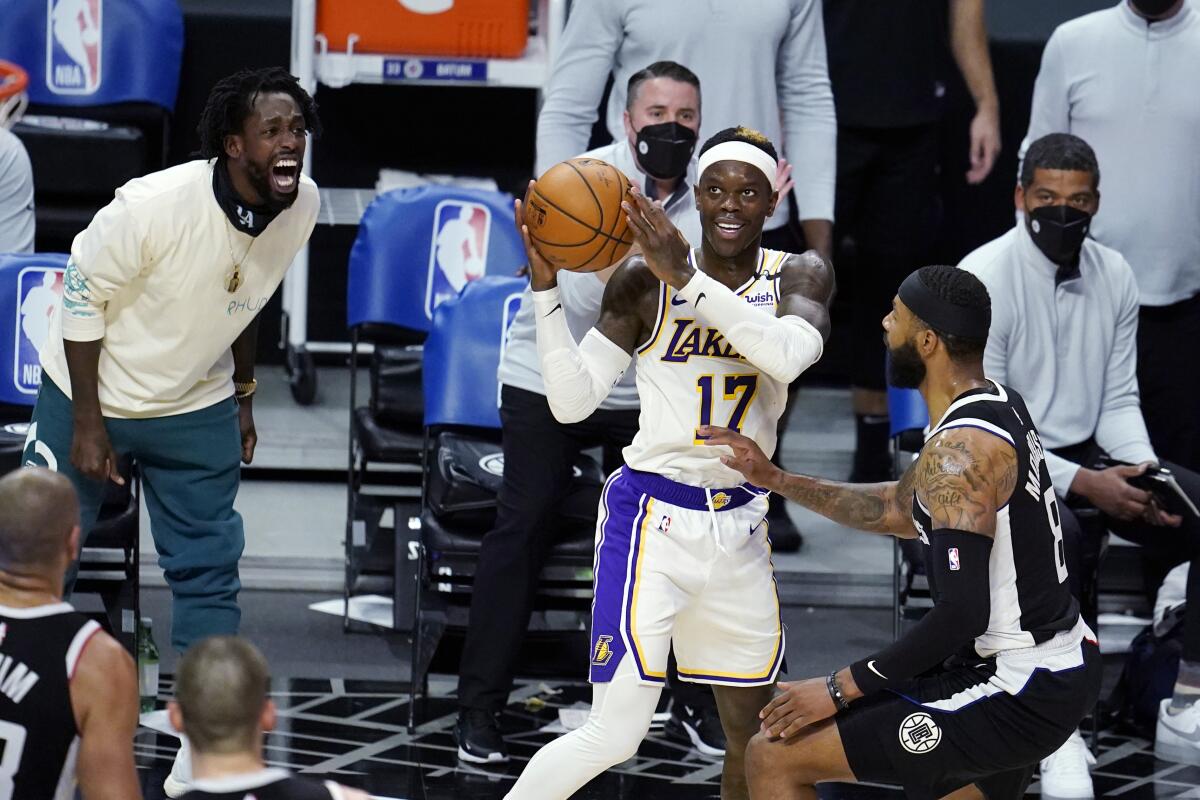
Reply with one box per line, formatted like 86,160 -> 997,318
409,276 -> 601,730
888,385 -> 929,640
0,0 -> 184,251
0,252 -> 140,653
344,185 -> 525,629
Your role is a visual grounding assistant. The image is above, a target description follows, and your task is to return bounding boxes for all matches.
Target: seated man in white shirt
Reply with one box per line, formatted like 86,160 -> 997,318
960,132 -> 1200,788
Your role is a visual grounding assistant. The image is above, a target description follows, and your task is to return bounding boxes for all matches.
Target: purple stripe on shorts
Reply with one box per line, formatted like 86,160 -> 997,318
590,470 -> 643,683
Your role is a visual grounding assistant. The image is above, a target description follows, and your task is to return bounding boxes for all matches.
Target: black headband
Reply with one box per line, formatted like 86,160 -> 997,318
897,271 -> 990,340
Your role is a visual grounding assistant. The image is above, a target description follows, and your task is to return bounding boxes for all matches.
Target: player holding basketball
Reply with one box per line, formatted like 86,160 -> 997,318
706,265 -> 1102,799
506,126 -> 834,800
0,468 -> 139,799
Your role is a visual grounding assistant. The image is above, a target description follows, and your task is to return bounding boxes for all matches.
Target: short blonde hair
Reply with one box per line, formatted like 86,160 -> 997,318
175,636 -> 270,754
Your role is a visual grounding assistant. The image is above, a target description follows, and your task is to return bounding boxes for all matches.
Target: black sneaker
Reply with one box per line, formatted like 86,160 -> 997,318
766,498 -> 804,553
665,703 -> 727,758
455,709 -> 510,764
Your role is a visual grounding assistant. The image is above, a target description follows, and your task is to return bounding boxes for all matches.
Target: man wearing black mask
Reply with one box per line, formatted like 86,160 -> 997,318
961,133 -> 1200,788
456,60 -> 727,765
1021,0 -> 1200,481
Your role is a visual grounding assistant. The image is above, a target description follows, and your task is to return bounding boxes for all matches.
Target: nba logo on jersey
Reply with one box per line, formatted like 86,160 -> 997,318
46,0 -> 103,95
948,547 -> 961,571
425,199 -> 490,318
15,268 -> 64,395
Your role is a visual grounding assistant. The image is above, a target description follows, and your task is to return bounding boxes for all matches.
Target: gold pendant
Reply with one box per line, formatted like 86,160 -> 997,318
226,267 -> 242,293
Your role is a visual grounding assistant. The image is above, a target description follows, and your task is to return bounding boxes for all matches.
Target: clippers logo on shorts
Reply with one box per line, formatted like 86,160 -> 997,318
899,712 -> 941,754
15,267 -> 64,395
592,635 -> 614,666
948,547 -> 960,571
425,200 -> 490,318
47,0 -> 103,95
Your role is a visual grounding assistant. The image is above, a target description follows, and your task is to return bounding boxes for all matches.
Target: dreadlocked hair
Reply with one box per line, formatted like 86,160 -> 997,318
197,67 -> 321,160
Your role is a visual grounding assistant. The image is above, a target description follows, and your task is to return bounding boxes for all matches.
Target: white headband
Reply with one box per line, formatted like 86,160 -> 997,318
697,140 -> 778,185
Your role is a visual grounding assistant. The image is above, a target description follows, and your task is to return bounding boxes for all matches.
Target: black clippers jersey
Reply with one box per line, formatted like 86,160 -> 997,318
912,381 -> 1079,656
182,769 -> 339,800
0,602 -> 100,800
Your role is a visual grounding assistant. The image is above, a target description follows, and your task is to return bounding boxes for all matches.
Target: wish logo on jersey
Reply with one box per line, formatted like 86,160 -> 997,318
46,0 -> 103,95
15,268 -> 64,395
425,200 -> 490,318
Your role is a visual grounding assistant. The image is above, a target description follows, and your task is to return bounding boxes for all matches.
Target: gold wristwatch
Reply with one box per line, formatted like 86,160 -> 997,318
234,378 -> 258,399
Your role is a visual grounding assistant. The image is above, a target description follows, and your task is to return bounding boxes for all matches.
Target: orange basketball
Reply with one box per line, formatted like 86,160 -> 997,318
523,158 -> 635,272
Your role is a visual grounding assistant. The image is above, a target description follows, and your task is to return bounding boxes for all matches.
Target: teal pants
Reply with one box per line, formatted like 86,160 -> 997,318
24,378 -> 244,652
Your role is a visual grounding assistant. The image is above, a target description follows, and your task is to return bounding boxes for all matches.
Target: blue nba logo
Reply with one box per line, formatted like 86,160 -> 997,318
46,0 -> 103,95
425,200 -> 490,318
14,268 -> 64,395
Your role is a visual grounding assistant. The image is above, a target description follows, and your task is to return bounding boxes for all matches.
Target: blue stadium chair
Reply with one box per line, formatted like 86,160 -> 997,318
344,187 -> 527,625
407,277 -> 601,730
887,384 -> 929,640
0,252 -> 140,653
0,0 -> 184,250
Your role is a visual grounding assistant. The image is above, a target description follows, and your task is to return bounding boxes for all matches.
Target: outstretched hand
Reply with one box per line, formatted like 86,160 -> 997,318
622,187 -> 694,290
515,183 -> 559,291
700,425 -> 781,489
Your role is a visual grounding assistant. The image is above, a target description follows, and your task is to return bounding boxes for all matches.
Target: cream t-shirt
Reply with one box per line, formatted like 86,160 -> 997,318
40,159 -> 319,418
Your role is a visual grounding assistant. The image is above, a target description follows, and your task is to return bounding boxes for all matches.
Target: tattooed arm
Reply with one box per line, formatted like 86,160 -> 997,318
701,426 -> 920,538
916,426 -> 1019,535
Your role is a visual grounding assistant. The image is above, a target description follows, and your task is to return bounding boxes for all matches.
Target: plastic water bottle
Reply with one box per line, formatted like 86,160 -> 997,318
138,617 -> 160,714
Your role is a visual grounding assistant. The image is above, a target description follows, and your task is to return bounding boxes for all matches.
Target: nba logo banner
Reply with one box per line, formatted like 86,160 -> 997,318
47,0 -> 103,95
425,199 -> 490,318
14,268 -> 64,395
948,547 -> 961,571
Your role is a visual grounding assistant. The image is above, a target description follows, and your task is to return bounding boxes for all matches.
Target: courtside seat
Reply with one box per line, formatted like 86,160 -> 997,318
407,276 -> 598,729
352,407 -> 426,463
344,186 -> 526,625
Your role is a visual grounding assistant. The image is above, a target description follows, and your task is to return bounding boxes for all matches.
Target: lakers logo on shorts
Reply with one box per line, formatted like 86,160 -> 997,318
710,492 -> 731,510
592,635 -> 614,666
899,712 -> 941,753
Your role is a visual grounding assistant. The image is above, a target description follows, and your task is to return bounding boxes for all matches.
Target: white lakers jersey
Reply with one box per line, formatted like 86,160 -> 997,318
623,248 -> 790,487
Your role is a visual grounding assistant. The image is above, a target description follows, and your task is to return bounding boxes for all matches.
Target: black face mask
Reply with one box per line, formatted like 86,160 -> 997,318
634,122 -> 697,180
887,339 -> 926,389
1131,0 -> 1178,17
1027,204 -> 1092,266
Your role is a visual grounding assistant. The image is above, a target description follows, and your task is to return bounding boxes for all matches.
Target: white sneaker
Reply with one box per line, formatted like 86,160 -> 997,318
162,735 -> 191,798
1039,728 -> 1095,799
1156,698 -> 1200,766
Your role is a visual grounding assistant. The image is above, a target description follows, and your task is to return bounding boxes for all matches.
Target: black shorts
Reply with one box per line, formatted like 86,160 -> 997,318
836,628 -> 1102,800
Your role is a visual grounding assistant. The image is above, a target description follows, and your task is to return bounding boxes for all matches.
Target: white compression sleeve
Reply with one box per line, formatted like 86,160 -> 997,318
676,270 -> 823,383
504,654 -> 662,800
532,286 -> 632,424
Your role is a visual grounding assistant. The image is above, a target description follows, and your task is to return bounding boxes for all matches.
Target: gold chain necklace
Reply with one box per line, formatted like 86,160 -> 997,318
223,220 -> 255,293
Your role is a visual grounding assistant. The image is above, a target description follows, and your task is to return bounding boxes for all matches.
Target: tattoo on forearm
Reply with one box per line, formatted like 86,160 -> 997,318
775,475 -> 894,532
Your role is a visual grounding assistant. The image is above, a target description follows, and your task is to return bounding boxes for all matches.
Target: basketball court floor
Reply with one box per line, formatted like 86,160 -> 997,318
124,367 -> 1198,799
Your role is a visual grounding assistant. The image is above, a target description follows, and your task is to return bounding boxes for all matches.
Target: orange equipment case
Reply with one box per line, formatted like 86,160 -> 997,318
316,0 -> 530,59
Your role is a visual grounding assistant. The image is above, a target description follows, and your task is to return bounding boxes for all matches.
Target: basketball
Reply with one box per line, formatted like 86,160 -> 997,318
523,158 -> 635,273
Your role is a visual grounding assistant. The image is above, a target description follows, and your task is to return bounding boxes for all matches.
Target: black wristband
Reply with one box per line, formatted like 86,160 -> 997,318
827,670 -> 851,712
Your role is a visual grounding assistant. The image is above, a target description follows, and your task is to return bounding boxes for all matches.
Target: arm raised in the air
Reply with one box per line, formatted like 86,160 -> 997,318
516,191 -> 657,424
